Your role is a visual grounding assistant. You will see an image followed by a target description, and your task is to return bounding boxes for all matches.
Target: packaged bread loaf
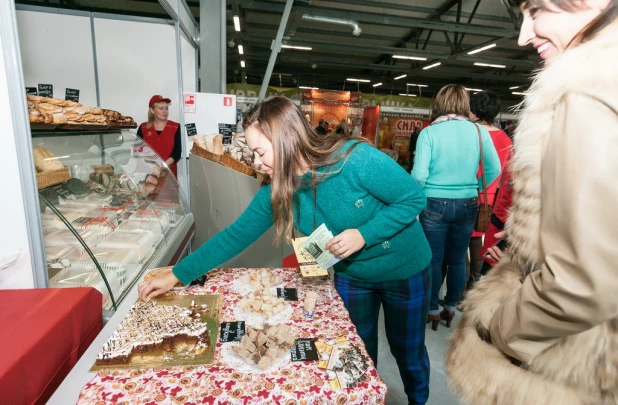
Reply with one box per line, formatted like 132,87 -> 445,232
52,113 -> 67,124
33,146 -> 64,172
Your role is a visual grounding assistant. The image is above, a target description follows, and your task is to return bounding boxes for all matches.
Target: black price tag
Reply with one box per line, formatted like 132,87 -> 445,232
291,339 -> 319,362
26,87 -> 38,96
220,321 -> 246,342
65,88 -> 80,102
276,288 -> 298,301
218,123 -> 235,145
185,123 -> 197,136
38,84 -> 53,98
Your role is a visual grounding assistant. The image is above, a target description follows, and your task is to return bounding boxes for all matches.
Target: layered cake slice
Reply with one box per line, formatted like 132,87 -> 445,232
96,301 -> 210,365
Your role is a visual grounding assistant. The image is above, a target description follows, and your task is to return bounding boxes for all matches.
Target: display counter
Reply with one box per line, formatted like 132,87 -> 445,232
48,267 -> 388,404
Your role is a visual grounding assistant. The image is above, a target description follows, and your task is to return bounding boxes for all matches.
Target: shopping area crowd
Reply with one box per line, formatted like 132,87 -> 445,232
138,1 -> 618,404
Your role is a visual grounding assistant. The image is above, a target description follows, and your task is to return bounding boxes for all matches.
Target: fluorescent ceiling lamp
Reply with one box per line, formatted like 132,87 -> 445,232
372,82 -> 383,87
238,45 -> 244,55
233,15 -> 241,32
423,62 -> 441,70
512,91 -> 526,95
509,85 -> 520,90
399,94 -> 417,97
467,43 -> 497,55
281,45 -> 313,51
407,83 -> 428,87
474,62 -> 506,69
299,86 -> 319,89
392,55 -> 427,61
394,74 -> 407,80
347,78 -> 371,82
240,60 -> 245,68
465,88 -> 483,92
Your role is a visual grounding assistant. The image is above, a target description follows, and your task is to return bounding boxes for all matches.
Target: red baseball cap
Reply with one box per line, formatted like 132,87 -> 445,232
149,95 -> 171,107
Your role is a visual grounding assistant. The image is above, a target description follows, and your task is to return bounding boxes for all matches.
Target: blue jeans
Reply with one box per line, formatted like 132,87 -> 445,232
419,197 -> 478,314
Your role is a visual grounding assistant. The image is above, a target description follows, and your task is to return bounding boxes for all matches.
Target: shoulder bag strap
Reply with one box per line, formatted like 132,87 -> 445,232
476,124 -> 489,208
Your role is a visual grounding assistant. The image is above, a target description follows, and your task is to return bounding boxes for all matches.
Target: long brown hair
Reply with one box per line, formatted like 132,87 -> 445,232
430,84 -> 470,121
503,0 -> 618,47
243,96 -> 368,245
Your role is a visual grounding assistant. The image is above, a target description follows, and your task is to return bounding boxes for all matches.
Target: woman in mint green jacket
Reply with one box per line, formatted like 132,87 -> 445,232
140,96 -> 433,404
412,85 -> 500,331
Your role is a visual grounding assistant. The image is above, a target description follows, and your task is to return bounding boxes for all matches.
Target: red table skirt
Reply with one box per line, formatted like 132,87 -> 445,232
0,288 -> 102,405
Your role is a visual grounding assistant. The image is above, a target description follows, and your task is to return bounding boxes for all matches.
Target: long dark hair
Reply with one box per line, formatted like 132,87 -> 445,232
242,96 -> 367,244
503,0 -> 618,47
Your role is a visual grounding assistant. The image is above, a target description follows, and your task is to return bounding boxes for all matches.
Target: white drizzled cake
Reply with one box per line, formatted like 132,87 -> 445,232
95,301 -> 210,365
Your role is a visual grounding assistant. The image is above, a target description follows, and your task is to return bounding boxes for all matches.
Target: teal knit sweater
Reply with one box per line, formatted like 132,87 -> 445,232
173,141 -> 432,285
412,120 -> 501,198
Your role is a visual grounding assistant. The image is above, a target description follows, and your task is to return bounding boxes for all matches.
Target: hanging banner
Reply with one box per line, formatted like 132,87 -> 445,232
361,106 -> 380,144
301,89 -> 360,104
377,113 -> 428,166
313,103 -> 348,131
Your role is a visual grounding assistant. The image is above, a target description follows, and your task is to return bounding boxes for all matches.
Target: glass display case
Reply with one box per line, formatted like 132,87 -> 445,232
32,129 -> 195,320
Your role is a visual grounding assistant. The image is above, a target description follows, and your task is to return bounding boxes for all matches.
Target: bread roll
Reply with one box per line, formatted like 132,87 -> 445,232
65,101 -> 82,107
52,113 -> 67,124
41,97 -> 68,107
29,110 -> 42,123
43,113 -> 54,124
64,113 -> 84,122
86,107 -> 102,115
27,95 -> 43,102
37,103 -> 63,114
62,106 -> 87,114
33,146 -> 64,172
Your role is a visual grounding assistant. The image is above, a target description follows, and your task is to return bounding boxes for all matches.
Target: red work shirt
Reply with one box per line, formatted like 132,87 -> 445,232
138,120 -> 180,177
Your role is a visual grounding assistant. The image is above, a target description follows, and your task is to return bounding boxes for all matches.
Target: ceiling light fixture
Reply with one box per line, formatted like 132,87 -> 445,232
281,45 -> 313,51
233,15 -> 241,32
240,60 -> 245,68
346,78 -> 371,82
422,62 -> 441,70
238,45 -> 244,55
392,55 -> 428,61
465,88 -> 483,92
394,74 -> 407,80
399,93 -> 417,97
372,82 -> 383,87
299,86 -> 319,89
407,83 -> 428,88
467,43 -> 497,55
474,62 -> 506,69
509,86 -> 520,90
512,91 -> 526,95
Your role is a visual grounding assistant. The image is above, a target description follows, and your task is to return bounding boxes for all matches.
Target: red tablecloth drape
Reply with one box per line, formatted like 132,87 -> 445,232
0,288 -> 102,405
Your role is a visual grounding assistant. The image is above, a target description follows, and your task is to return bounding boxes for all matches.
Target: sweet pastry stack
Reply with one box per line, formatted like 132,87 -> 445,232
102,109 -> 136,127
95,300 -> 211,365
232,324 -> 295,370
28,95 -> 106,125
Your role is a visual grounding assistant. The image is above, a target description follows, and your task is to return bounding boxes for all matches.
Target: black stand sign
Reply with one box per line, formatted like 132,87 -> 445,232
220,321 -> 246,342
26,87 -> 38,96
276,288 -> 298,301
291,339 -> 319,362
65,88 -> 80,102
38,84 -> 53,98
218,123 -> 235,145
185,123 -> 198,136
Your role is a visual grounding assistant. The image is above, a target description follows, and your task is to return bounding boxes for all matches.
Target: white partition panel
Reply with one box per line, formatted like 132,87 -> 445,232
95,18 -> 179,125
181,32 -> 197,93
16,10 -> 97,107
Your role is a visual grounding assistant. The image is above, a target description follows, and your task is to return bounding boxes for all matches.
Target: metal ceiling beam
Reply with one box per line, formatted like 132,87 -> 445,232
311,0 -> 512,24
239,34 -> 536,68
238,1 -> 518,37
457,0 -> 482,48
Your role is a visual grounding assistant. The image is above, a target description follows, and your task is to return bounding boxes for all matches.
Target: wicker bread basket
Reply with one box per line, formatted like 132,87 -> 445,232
36,167 -> 71,189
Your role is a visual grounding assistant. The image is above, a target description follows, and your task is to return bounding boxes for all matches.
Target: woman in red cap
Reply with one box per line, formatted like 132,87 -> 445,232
136,95 -> 181,177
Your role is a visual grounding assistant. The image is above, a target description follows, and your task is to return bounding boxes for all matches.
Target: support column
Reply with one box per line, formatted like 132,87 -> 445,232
200,0 -> 226,94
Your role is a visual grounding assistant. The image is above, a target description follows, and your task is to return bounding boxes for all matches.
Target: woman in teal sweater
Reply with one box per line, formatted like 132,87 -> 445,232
140,96 -> 433,404
412,85 -> 500,331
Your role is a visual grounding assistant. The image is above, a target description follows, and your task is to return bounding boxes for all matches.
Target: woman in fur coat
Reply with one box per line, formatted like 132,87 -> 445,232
446,1 -> 618,404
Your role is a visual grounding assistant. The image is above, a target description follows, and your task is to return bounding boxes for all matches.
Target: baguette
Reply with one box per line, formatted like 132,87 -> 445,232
27,95 -> 43,102
41,97 -> 68,107
37,103 -> 63,114
33,146 -> 64,172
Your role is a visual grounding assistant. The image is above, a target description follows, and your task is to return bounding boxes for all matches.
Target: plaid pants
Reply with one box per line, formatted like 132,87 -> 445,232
334,266 -> 431,405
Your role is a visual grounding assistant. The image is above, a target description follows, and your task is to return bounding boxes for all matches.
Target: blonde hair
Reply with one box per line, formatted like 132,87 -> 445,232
147,102 -> 168,128
431,84 -> 470,121
243,96 -> 368,245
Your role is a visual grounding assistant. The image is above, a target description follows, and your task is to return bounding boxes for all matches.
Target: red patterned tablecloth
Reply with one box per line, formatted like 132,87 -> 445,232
77,268 -> 388,405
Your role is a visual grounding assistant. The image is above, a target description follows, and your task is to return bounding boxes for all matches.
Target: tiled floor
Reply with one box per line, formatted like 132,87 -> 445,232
376,308 -> 462,405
